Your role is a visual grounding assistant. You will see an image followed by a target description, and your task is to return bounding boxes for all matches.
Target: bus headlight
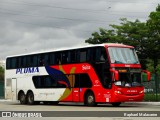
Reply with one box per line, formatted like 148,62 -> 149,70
115,91 -> 122,94
139,90 -> 144,94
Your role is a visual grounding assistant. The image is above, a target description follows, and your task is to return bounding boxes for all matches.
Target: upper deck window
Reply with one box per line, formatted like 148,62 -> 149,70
108,47 -> 139,64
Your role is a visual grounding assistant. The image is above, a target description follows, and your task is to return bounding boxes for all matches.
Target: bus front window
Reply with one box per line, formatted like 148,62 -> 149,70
108,47 -> 139,64
114,73 -> 142,87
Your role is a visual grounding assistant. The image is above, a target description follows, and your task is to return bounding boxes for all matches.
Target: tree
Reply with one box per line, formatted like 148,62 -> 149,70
147,4 -> 160,72
0,66 -> 4,82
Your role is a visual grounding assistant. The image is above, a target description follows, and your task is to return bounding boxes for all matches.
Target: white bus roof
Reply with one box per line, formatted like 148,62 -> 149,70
6,43 -> 133,58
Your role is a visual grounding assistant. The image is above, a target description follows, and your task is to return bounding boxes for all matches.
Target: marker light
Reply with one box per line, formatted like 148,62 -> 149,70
115,91 -> 122,94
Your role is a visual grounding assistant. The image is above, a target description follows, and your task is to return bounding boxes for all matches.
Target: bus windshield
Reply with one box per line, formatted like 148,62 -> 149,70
108,47 -> 139,64
114,73 -> 143,87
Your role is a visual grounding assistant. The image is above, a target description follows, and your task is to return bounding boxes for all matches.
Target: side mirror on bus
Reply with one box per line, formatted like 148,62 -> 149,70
110,69 -> 119,81
142,70 -> 151,81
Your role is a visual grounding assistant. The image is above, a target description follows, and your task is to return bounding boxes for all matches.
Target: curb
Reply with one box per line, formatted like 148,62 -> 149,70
126,102 -> 160,105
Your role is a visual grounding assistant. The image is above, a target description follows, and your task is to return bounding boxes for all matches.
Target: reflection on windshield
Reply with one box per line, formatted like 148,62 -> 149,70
114,73 -> 142,87
108,47 -> 139,64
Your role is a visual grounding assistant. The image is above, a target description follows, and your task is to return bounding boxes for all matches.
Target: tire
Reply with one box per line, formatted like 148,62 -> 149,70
19,92 -> 26,104
84,92 -> 97,106
27,92 -> 35,105
111,102 -> 121,107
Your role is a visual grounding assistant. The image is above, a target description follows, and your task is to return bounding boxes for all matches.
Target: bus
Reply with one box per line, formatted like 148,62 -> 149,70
5,43 -> 150,106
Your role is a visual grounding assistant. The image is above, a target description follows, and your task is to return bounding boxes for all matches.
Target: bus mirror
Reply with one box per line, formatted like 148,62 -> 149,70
110,69 -> 119,81
142,70 -> 151,81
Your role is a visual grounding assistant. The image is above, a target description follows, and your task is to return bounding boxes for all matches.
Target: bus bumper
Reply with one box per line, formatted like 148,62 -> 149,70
112,93 -> 144,102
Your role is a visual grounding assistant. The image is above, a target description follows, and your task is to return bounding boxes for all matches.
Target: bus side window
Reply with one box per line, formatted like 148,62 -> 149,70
74,74 -> 80,88
38,54 -> 45,66
26,56 -> 31,67
30,55 -> 38,67
49,53 -> 55,65
10,57 -> 17,69
80,49 -> 87,62
6,58 -> 11,69
61,52 -> 68,64
96,47 -> 108,62
79,74 -> 92,88
55,52 -> 61,64
103,73 -> 112,89
21,56 -> 26,68
44,53 -> 49,66
70,50 -> 79,63
86,48 -> 92,62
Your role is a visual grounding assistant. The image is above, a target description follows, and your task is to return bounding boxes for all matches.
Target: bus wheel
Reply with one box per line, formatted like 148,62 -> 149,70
85,92 -> 96,106
111,102 -> 121,107
19,92 -> 26,104
27,92 -> 35,105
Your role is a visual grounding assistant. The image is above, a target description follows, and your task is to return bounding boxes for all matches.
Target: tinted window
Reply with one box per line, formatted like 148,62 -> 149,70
96,47 -> 107,62
55,52 -> 61,64
32,76 -> 57,88
79,74 -> 92,88
21,56 -> 27,67
61,52 -> 69,64
80,50 -> 87,62
49,53 -> 55,65
10,57 -> 17,69
6,58 -> 11,69
73,74 -> 92,88
44,53 -> 49,66
26,56 -> 31,67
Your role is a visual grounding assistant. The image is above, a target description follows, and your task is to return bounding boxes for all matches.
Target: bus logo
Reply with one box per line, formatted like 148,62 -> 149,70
16,67 -> 39,74
82,65 -> 91,71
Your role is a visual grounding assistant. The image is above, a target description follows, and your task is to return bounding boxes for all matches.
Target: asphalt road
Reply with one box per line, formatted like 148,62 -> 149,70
0,101 -> 160,120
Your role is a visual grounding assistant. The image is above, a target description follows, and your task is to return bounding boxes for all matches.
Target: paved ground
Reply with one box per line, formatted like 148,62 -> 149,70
0,100 -> 160,120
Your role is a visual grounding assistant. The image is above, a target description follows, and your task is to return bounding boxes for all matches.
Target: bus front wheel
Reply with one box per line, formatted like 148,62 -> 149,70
19,92 -> 26,104
27,92 -> 35,105
84,92 -> 96,106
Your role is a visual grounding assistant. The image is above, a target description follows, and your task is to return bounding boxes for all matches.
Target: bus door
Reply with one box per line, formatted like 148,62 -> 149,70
72,88 -> 80,102
72,75 -> 80,102
11,78 -> 17,101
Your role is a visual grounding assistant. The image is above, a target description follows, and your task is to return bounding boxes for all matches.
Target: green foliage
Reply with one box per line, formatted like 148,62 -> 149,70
0,66 -> 4,82
146,4 -> 160,70
144,93 -> 160,101
146,59 -> 160,74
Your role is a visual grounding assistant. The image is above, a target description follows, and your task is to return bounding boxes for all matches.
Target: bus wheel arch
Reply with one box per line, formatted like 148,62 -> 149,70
18,90 -> 27,104
84,89 -> 97,106
26,90 -> 35,105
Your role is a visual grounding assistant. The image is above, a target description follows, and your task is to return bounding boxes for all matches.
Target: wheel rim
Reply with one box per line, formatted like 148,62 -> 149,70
88,95 -> 94,104
28,93 -> 34,103
20,93 -> 25,103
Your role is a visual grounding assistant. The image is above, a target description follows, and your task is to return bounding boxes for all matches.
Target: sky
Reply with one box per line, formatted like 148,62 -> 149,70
0,0 -> 159,60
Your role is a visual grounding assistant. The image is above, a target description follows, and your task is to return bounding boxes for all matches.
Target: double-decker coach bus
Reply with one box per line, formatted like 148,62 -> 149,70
5,43 -> 150,106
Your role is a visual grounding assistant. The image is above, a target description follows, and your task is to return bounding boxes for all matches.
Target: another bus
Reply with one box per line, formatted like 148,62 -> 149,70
5,43 -> 150,106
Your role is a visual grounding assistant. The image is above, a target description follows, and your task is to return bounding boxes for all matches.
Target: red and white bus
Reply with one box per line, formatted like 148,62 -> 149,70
5,43 -> 150,106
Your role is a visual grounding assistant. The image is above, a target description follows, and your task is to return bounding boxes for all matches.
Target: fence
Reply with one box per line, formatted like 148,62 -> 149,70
0,81 -> 4,99
143,74 -> 160,101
